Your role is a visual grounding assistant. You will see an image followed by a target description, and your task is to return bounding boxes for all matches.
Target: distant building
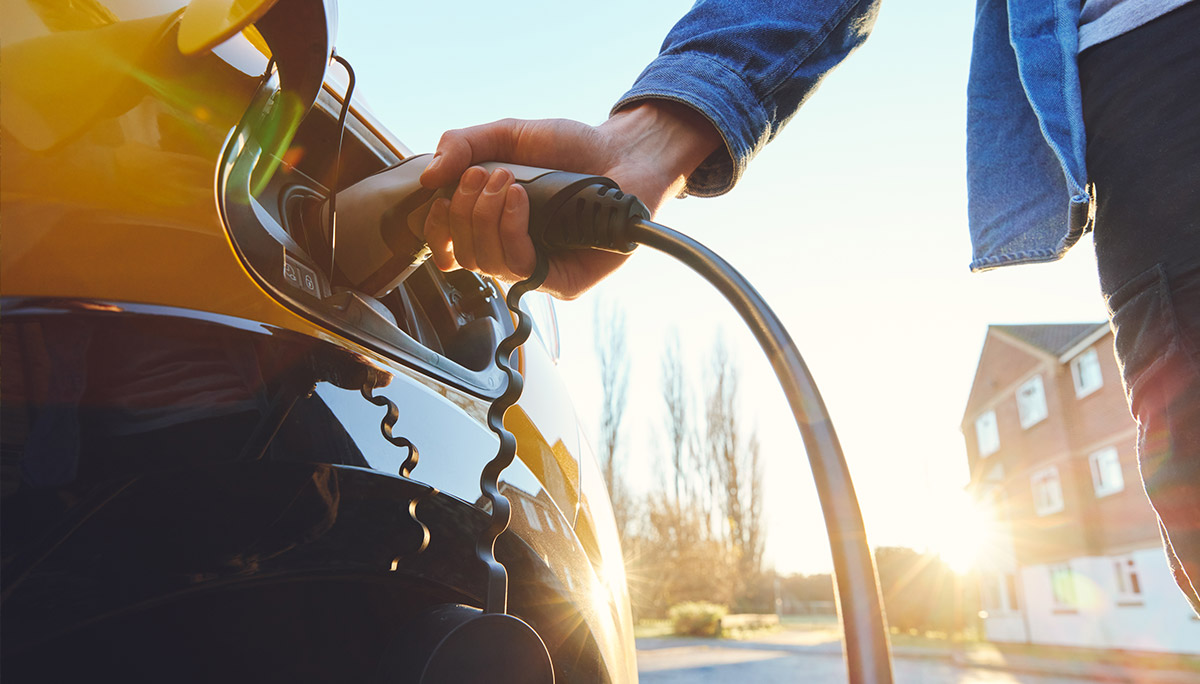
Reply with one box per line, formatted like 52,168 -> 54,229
961,324 -> 1200,654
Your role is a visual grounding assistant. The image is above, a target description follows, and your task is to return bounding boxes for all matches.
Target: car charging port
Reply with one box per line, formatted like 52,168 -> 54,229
281,184 -> 329,268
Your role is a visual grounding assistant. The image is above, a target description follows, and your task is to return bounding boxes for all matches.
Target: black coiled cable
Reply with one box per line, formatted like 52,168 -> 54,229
477,250 -> 551,615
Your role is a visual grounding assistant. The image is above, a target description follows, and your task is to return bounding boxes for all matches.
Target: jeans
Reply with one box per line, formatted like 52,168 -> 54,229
1081,1 -> 1200,613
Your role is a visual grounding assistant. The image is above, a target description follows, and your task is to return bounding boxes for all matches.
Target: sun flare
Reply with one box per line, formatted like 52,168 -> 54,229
929,490 -> 996,574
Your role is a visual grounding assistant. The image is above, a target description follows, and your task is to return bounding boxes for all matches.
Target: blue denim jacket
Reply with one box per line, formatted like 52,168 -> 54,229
613,0 -> 1093,272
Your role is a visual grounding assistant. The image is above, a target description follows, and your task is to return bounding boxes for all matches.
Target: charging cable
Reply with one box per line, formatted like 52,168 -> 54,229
495,181 -> 897,684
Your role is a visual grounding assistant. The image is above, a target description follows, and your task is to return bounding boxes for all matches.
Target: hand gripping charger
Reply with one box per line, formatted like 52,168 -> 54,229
322,153 -> 649,297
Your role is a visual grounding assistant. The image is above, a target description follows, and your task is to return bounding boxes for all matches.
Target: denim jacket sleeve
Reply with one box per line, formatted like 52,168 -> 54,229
613,0 -> 881,197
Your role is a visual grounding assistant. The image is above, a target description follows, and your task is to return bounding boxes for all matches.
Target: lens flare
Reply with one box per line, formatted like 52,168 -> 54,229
930,489 -> 996,574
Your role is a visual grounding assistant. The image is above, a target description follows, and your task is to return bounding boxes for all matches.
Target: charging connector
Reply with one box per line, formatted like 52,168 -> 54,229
518,175 -> 647,255
323,155 -> 647,297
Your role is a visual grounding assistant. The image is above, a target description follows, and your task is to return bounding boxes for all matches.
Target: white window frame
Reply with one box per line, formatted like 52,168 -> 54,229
1016,375 -> 1048,429
1031,465 -> 1064,516
1089,446 -> 1125,497
1050,564 -> 1077,609
519,497 -> 543,531
1004,572 -> 1020,612
1070,348 -> 1104,398
1113,555 -> 1143,604
975,410 -> 1000,457
982,573 -> 1003,612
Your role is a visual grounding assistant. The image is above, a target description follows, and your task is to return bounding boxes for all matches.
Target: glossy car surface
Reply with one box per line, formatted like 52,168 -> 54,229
0,1 -> 634,680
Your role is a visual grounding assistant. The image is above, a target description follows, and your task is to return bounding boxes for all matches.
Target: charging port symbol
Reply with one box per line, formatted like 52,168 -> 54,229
283,255 -> 322,298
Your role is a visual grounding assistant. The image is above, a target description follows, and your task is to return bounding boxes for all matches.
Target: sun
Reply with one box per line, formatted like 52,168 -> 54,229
928,489 -> 997,574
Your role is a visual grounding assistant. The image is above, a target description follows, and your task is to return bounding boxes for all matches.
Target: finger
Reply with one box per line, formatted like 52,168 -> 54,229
423,198 -> 458,271
472,168 -> 515,278
420,119 -> 525,189
447,166 -> 488,272
499,184 -> 535,280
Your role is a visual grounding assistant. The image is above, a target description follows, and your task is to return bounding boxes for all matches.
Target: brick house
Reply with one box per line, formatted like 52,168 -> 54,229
961,323 -> 1200,653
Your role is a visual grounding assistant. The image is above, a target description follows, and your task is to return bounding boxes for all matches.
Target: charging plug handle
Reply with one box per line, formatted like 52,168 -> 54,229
508,165 -> 648,255
324,155 -> 646,297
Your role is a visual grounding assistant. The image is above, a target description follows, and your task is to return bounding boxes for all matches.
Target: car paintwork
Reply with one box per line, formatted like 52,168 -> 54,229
177,0 -> 278,55
0,0 -> 635,679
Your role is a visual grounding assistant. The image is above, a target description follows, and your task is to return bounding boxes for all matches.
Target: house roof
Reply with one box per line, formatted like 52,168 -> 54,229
960,322 -> 1108,425
991,323 -> 1106,357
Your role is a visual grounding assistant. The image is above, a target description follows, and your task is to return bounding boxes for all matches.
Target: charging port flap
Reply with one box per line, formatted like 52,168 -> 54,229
217,73 -> 512,397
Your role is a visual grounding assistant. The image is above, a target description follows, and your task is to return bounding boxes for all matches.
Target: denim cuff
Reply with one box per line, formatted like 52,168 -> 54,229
611,53 -> 768,198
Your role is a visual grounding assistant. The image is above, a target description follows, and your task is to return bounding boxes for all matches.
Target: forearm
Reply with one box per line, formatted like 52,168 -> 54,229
614,0 -> 882,197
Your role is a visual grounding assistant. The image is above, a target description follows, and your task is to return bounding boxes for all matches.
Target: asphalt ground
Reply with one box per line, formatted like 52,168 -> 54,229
636,636 -> 1200,684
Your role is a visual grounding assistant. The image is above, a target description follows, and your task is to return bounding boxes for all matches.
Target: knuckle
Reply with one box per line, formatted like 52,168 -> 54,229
478,257 -> 503,278
448,195 -> 474,223
453,253 -> 477,272
471,200 -> 497,224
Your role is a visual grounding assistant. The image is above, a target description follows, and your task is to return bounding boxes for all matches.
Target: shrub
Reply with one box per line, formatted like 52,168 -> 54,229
669,601 -> 727,637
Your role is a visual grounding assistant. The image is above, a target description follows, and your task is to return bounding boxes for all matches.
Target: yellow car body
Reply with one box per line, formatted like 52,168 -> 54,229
1,1 -> 634,680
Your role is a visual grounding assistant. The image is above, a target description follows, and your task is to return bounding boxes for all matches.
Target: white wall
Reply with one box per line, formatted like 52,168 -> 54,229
1019,550 -> 1200,654
980,509 -> 1031,644
982,612 -> 1028,643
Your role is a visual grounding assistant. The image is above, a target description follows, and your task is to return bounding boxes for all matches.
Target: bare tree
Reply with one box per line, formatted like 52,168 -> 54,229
744,433 -> 765,574
705,338 -> 741,549
703,337 -> 765,585
625,333 -> 768,617
595,301 -> 631,537
660,332 -> 692,508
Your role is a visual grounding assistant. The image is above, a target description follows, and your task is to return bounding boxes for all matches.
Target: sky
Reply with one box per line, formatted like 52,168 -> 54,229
337,2 -> 1111,575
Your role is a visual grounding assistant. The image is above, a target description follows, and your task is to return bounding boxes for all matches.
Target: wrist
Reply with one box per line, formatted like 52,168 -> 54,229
601,100 -> 722,197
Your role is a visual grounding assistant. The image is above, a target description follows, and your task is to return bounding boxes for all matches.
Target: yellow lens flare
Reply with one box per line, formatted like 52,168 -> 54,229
928,489 -> 996,574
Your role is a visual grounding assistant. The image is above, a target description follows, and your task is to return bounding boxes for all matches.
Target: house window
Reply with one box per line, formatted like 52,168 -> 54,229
1031,466 -> 1064,516
981,574 -> 1001,612
1114,555 -> 1143,604
1071,348 -> 1104,398
975,410 -> 1000,457
1089,446 -> 1124,497
1017,375 -> 1048,428
519,498 -> 543,531
983,573 -> 1021,613
1050,564 -> 1077,610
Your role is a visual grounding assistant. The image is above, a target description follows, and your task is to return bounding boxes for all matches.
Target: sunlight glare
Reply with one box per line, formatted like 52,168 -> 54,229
930,489 -> 995,574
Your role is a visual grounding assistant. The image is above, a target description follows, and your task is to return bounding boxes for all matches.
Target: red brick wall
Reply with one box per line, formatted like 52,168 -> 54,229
1056,337 -> 1134,448
964,331 -> 1156,565
964,335 -> 1043,424
963,335 -> 1044,476
1086,442 -> 1160,552
1013,364 -> 1073,468
1001,456 -> 1094,564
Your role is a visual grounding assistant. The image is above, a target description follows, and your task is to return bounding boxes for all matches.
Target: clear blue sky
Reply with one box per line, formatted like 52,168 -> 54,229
337,2 -> 1110,574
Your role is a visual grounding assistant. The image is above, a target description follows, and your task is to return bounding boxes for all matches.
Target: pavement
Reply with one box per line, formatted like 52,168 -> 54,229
888,642 -> 1198,683
636,632 -> 1200,683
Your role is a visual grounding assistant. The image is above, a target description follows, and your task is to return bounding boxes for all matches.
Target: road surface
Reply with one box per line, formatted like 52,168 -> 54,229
636,637 -> 1112,683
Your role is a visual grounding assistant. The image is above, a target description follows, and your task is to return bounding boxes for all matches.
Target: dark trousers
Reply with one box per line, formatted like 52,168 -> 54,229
1080,0 -> 1200,613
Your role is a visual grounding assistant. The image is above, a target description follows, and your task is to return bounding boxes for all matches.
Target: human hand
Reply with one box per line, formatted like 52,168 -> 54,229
417,101 -> 721,299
